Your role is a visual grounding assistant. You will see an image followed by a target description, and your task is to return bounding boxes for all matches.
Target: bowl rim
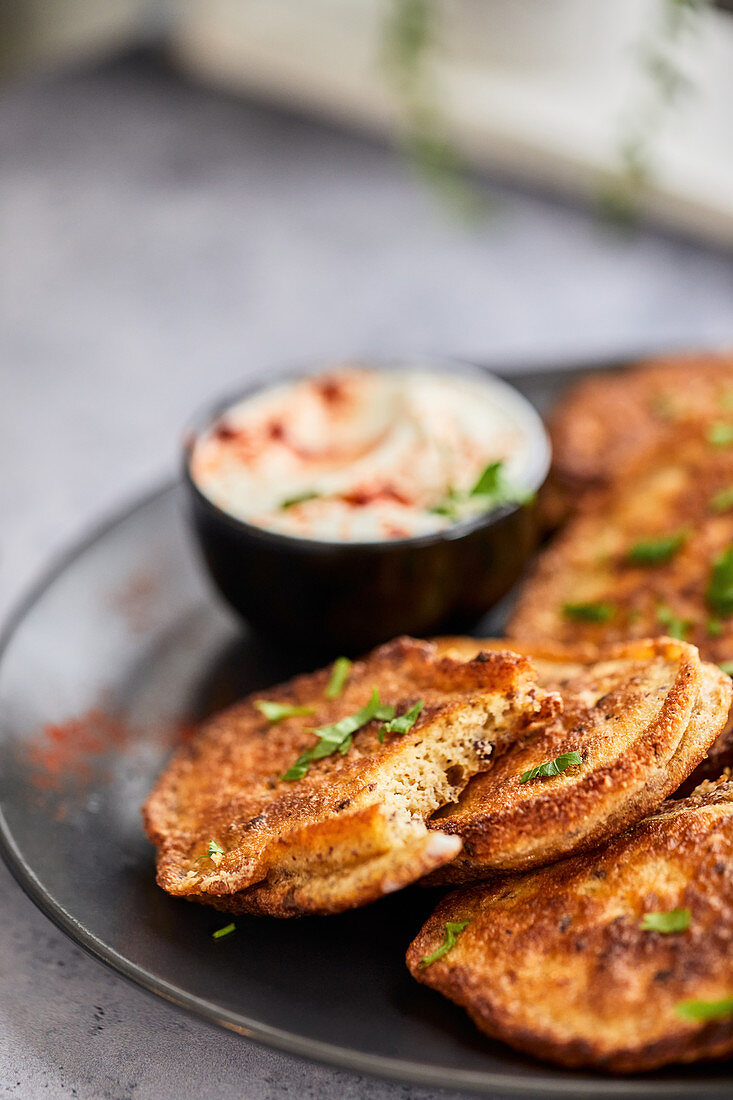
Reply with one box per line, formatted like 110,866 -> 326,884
181,356 -> 551,555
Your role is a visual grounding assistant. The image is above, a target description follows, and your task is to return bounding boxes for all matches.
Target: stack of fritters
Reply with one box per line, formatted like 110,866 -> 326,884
512,356 -> 733,782
145,352 -> 733,1074
428,636 -> 730,880
405,353 -> 733,1072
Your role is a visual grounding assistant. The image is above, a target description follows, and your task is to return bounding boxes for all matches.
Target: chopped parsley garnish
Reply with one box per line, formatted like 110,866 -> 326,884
255,700 -> 316,723
325,656 -> 352,699
280,491 -> 321,510
282,688 -> 394,781
707,422 -> 733,448
196,840 -> 225,862
640,907 -> 690,933
471,460 -> 534,507
562,601 -> 615,624
676,997 -> 733,1022
719,662 -> 733,677
712,487 -> 733,513
519,750 -> 582,784
212,922 -> 236,940
471,460 -> 505,496
378,699 -> 424,742
430,460 -> 531,521
708,617 -> 724,637
429,492 -> 460,518
627,530 -> 687,565
418,920 -> 469,969
656,604 -> 692,641
707,546 -> 733,616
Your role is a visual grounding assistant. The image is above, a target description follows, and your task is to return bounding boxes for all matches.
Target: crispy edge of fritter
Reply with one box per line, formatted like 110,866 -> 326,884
143,638 -> 557,917
431,635 -> 599,669
177,806 -> 462,917
407,779 -> 733,1074
679,722 -> 733,794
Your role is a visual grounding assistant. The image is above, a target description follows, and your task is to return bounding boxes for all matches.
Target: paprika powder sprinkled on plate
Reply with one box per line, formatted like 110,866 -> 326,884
27,710 -> 196,793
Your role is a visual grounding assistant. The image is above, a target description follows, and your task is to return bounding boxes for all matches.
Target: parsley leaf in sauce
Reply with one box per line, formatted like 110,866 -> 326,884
707,546 -> 733,616
378,699 -> 424,743
279,491 -> 321,509
719,662 -> 733,677
676,997 -> 733,1022
429,487 -> 461,519
418,920 -> 469,969
520,750 -> 582,784
430,461 -> 532,521
471,460 -> 534,506
282,688 -> 394,781
627,530 -> 687,565
325,656 -> 352,699
255,700 -> 316,723
562,602 -> 615,624
641,907 -> 691,933
470,460 -> 505,496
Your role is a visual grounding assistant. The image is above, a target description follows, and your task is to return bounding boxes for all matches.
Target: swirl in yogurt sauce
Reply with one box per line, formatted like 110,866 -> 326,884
190,365 -> 547,542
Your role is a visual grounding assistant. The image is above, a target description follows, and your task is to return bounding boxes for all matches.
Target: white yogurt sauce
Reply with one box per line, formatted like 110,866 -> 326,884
190,364 -> 549,542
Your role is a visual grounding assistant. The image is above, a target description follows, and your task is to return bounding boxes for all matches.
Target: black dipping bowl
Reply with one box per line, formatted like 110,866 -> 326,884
183,363 -> 550,655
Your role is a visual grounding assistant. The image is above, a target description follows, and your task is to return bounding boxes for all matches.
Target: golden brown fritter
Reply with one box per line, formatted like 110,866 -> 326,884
426,637 -> 730,881
509,426 -> 733,661
547,352 -> 733,520
407,777 -> 733,1073
143,637 -> 558,917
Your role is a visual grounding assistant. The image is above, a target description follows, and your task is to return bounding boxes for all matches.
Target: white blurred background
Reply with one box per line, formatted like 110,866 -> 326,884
3,0 -> 733,241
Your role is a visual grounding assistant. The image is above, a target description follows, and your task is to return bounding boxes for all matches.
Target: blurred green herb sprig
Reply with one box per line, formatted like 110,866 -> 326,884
600,0 -> 710,224
382,0 -> 482,216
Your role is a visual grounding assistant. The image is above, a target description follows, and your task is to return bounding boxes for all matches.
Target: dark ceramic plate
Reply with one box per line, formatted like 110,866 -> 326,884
1,362 -> 731,1098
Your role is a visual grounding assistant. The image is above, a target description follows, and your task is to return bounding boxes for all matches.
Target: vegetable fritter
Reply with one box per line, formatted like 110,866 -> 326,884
144,638 -> 557,917
408,777 -> 733,1073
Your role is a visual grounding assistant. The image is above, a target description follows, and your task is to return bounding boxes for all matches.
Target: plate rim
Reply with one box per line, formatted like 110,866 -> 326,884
1,378 -> 731,1097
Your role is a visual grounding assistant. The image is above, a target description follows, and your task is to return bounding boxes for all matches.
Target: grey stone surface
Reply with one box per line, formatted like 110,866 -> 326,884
1,52 -> 733,1100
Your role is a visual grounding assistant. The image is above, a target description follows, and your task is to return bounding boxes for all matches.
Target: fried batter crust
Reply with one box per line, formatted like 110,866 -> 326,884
143,637 -> 557,917
547,352 -> 733,518
510,427 -> 733,656
426,637 -> 730,880
407,778 -> 733,1073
